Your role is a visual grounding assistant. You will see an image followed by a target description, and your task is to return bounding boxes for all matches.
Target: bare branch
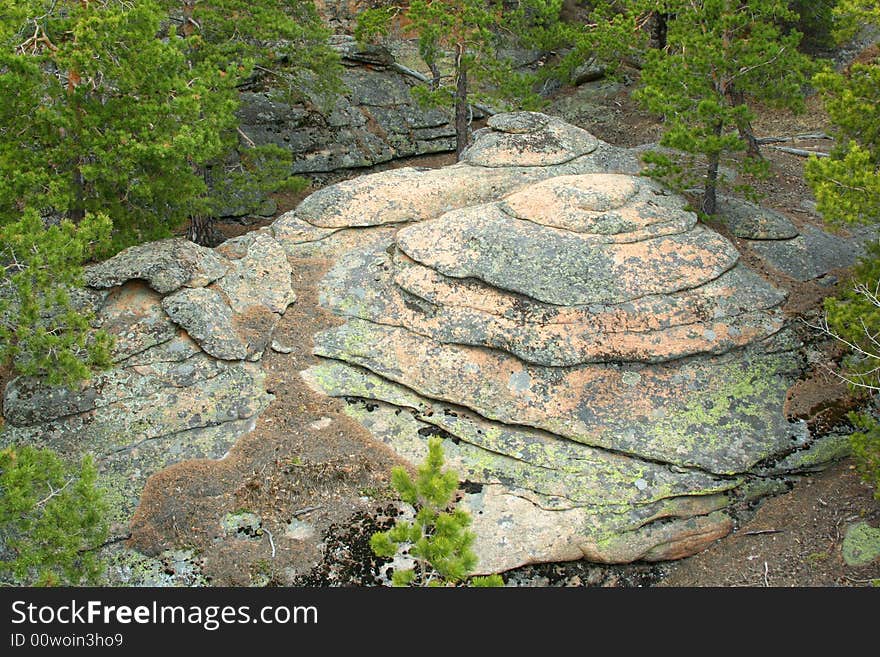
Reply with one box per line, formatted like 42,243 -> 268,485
35,477 -> 74,508
769,146 -> 830,158
756,133 -> 833,144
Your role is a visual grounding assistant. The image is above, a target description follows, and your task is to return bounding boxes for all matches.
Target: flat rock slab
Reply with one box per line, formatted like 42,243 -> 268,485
85,238 -> 227,294
749,225 -> 863,281
272,212 -> 341,247
283,112 -> 642,231
215,231 -> 294,315
391,255 -> 786,331
313,320 -> 804,474
290,158 -> 620,230
302,361 -> 738,508
716,196 -> 799,240
95,282 -> 179,362
2,358 -> 270,524
163,288 -> 252,360
462,112 -> 599,167
397,204 -> 740,305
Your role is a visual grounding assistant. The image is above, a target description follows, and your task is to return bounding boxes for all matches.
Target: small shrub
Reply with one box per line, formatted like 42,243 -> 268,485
0,210 -> 114,386
848,413 -> 880,500
370,437 -> 503,587
0,445 -> 109,585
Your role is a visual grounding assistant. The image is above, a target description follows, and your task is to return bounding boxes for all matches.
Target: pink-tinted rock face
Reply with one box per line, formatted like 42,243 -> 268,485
287,112 -> 821,573
500,174 -> 696,239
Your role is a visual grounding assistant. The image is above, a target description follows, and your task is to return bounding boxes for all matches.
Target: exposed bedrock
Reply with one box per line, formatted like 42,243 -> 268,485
296,112 -> 837,574
2,230 -> 294,525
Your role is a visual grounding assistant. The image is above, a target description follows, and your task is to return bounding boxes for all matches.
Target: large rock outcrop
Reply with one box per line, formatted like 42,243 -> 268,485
1,230 -> 293,525
299,112 -> 839,574
238,36 -> 457,181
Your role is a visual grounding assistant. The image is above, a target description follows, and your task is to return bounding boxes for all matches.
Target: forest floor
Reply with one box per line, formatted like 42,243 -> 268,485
133,66 -> 880,588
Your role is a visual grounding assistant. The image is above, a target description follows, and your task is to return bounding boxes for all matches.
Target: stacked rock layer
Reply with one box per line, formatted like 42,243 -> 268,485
301,112 -> 828,573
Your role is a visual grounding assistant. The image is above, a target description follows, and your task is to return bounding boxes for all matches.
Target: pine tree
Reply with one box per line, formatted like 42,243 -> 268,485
0,0 -> 214,383
633,0 -> 813,215
157,0 -> 343,245
805,0 -> 880,498
0,211 -> 114,386
0,1 -> 339,381
0,445 -> 109,586
0,1 -> 341,248
370,437 -> 503,587
0,0 -> 220,250
357,1 -> 582,158
804,1 -> 880,227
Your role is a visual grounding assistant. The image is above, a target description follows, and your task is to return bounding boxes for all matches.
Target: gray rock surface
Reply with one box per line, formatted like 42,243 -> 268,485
238,51 -> 457,178
396,205 -> 739,306
462,112 -> 599,167
2,233 -> 290,533
320,246 -> 785,366
749,224 -> 864,281
715,196 -> 799,240
85,238 -> 227,294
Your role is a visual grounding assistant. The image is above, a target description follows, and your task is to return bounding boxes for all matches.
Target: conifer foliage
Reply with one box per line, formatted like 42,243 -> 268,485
0,0 -> 216,248
806,0 -> 880,499
0,445 -> 109,586
156,0 -> 342,245
0,210 -> 113,386
634,0 -> 813,214
370,437 -> 503,587
805,0 -> 880,227
0,0 -> 339,383
356,0 -> 576,158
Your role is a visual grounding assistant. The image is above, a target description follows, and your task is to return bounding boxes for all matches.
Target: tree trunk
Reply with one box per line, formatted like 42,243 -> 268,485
69,166 -> 85,223
701,156 -> 719,216
429,60 -> 441,91
454,44 -> 469,161
187,165 -> 223,246
652,12 -> 669,50
186,214 -> 223,247
702,121 -> 723,216
728,88 -> 761,158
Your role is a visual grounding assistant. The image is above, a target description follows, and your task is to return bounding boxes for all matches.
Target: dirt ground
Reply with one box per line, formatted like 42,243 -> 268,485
127,66 -> 880,588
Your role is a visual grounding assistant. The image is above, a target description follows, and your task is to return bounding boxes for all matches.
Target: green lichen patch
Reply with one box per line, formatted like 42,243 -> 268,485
842,522 -> 880,567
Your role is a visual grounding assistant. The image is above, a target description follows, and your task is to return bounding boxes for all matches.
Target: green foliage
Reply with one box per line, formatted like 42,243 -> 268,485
848,412 -> 880,500
785,0 -> 840,50
357,1 -> 604,155
157,0 -> 342,226
804,62 -> 880,226
0,0 -> 218,251
807,3 -> 880,497
0,210 -> 114,386
371,437 -> 503,587
0,445 -> 109,586
821,230 -> 880,501
0,0 -> 338,383
633,0 -> 814,213
831,0 -> 880,42
0,1 -> 340,248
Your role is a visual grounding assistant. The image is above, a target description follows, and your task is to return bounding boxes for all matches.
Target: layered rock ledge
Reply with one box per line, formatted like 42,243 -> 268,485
1,230 -> 294,525
299,112 -> 840,574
